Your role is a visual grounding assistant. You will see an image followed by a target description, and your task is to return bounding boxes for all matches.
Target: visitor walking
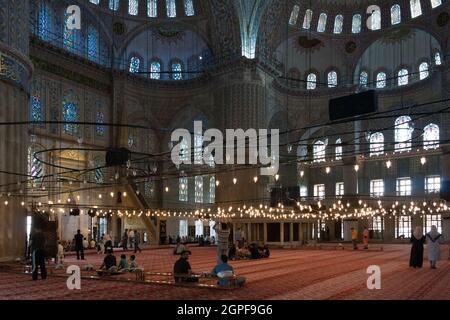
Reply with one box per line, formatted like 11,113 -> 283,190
363,226 -> 369,249
134,230 -> 142,253
410,226 -> 426,268
30,227 -> 47,281
351,227 -> 358,250
122,230 -> 128,251
426,225 -> 442,269
74,230 -> 85,260
213,222 -> 230,264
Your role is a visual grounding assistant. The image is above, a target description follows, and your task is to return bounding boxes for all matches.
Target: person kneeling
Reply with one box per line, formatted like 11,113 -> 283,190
173,250 -> 197,283
212,255 -> 246,288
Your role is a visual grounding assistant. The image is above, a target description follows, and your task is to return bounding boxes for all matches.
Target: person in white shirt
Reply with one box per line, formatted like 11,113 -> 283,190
213,222 -> 231,264
83,238 -> 89,249
55,241 -> 64,268
128,230 -> 135,249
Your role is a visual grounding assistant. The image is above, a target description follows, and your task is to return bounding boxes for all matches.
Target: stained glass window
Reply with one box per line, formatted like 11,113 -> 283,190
333,15 -> 344,34
28,147 -> 43,181
96,111 -> 105,136
209,176 -> 215,204
172,61 -> 182,80
129,56 -> 140,73
302,9 -> 313,29
307,73 -> 316,90
398,69 -> 408,86
63,93 -> 79,135
419,62 -> 429,80
368,7 -> 381,30
352,14 -> 362,33
423,123 -> 439,150
63,11 -> 79,52
150,61 -> 161,79
148,0 -> 158,17
395,116 -> 413,152
370,132 -> 384,156
109,0 -> 120,11
289,5 -> 300,25
87,26 -> 98,62
335,139 -> 342,160
89,0 -> 100,4
376,72 -> 387,88
30,96 -> 43,124
391,4 -> 401,25
129,0 -> 138,15
195,176 -> 203,203
431,0 -> 442,8
410,0 -> 422,18
94,160 -> 104,184
38,1 -> 51,41
179,177 -> 188,202
317,13 -> 327,32
194,130 -> 203,164
435,52 -> 442,65
360,71 -> 368,87
184,0 -> 195,16
327,71 -> 337,88
167,0 -> 176,18
179,138 -> 189,162
313,140 -> 326,162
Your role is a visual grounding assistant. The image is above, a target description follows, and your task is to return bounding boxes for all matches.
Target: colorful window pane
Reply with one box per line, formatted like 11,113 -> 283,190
307,73 -> 316,90
129,0 -> 138,15
376,72 -> 386,88
96,111 -> 105,136
184,0 -> 195,16
333,15 -> 344,34
317,13 -> 327,32
303,9 -> 313,29
391,4 -> 401,25
352,14 -> 362,33
398,69 -> 408,86
410,0 -> 422,18
148,0 -> 158,17
129,56 -> 140,73
327,71 -> 337,88
172,62 -> 182,80
360,71 -> 368,87
419,62 -> 429,80
423,123 -> 439,150
370,132 -> 384,156
38,1 -> 51,41
109,0 -> 120,11
167,0 -> 176,18
289,5 -> 300,25
63,94 -> 79,135
150,61 -> 161,79
87,26 -> 98,62
395,116 -> 413,152
31,96 -> 43,123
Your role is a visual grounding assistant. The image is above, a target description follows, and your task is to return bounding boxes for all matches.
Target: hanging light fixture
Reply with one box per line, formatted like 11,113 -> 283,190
233,178 -> 237,185
420,157 -> 426,165
386,160 -> 392,169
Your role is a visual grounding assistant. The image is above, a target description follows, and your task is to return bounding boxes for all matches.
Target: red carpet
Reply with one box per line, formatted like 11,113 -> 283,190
0,245 -> 449,300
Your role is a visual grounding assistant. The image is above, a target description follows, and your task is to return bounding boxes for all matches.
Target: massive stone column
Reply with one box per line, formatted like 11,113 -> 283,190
0,0 -> 32,261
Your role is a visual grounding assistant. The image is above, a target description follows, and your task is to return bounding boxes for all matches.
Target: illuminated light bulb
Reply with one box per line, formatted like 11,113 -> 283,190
420,157 -> 426,165
110,192 -> 114,198
354,165 -> 359,172
215,180 -> 220,187
300,171 -> 304,177
253,176 -> 258,183
123,192 -> 127,197
325,167 -> 331,174
76,195 -> 80,201
233,178 -> 237,185
98,194 -> 102,199
386,160 -> 392,169
165,187 -> 169,192
21,201 -> 25,206
275,174 -> 280,181
57,199 -> 61,203
67,198 -> 71,203
4,201 -> 8,206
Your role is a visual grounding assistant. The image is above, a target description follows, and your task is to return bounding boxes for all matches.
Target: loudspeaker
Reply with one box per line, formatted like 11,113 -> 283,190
329,90 -> 378,121
440,180 -> 450,201
106,148 -> 129,167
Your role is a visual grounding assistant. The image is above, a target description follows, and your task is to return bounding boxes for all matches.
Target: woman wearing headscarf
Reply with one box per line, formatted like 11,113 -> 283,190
410,226 -> 425,268
426,225 -> 442,269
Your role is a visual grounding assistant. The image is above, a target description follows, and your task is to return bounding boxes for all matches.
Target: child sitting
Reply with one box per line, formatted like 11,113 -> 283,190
118,254 -> 129,272
129,255 -> 138,271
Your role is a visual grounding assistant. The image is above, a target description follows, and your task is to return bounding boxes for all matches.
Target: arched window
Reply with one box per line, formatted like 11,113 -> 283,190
369,7 -> 381,30
434,52 -> 442,65
359,71 -> 368,87
327,71 -> 337,88
128,0 -> 138,15
94,159 -> 104,184
195,176 -> 203,203
87,26 -> 98,62
209,176 -> 215,204
63,11 -> 80,52
129,56 -> 140,73
317,13 -> 327,32
179,177 -> 188,202
150,60 -> 161,79
89,0 -> 100,4
431,0 -> 442,8
352,14 -> 362,33
38,1 -> 52,41
313,140 -> 326,162
423,124 -> 439,150
96,109 -> 105,137
370,132 -> 384,156
289,5 -> 300,25
302,9 -> 313,29
419,62 -> 429,80
171,61 -> 183,80
410,0 -> 422,18
30,95 -> 43,123
148,0 -> 158,17
166,0 -> 177,18
391,4 -> 401,25
28,147 -> 43,182
195,220 -> 204,236
307,73 -> 317,90
184,0 -> 195,16
376,72 -> 386,88
333,15 -> 344,34
335,139 -> 342,160
109,0 -> 120,11
179,220 -> 188,237
179,138 -> 189,162
398,69 -> 409,86
395,116 -> 413,152
62,92 -> 79,136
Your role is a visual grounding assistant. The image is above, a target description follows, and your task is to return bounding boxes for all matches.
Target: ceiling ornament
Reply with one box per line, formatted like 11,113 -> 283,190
295,36 -> 324,54
153,25 -> 185,44
381,27 -> 412,44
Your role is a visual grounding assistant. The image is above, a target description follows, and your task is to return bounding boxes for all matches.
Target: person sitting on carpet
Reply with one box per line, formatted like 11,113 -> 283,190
260,245 -> 270,258
99,249 -> 117,272
173,250 -> 197,283
211,255 -> 246,288
174,239 -> 187,255
129,255 -> 138,270
228,243 -> 237,260
118,254 -> 129,272
249,243 -> 261,259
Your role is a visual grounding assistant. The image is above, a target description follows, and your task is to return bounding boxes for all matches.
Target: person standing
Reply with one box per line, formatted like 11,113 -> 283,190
426,225 -> 442,269
74,230 -> 85,260
362,226 -> 369,250
410,226 -> 426,268
128,229 -> 135,249
213,222 -> 230,264
30,227 -> 47,281
122,230 -> 128,251
351,227 -> 358,250
134,230 -> 142,253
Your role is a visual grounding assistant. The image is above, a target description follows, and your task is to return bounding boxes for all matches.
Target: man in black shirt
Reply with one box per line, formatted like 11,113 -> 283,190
173,250 -> 197,283
74,229 -> 84,260
100,249 -> 117,271
30,228 -> 47,281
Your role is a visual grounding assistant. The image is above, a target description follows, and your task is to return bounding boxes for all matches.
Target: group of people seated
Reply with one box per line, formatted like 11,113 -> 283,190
173,250 -> 245,288
98,250 -> 139,274
228,242 -> 270,260
168,235 -> 216,245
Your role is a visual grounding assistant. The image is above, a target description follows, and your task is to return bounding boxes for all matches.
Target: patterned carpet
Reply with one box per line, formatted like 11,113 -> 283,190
0,244 -> 449,300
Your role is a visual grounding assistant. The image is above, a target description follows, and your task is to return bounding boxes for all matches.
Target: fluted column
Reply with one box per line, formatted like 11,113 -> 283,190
0,0 -> 32,261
